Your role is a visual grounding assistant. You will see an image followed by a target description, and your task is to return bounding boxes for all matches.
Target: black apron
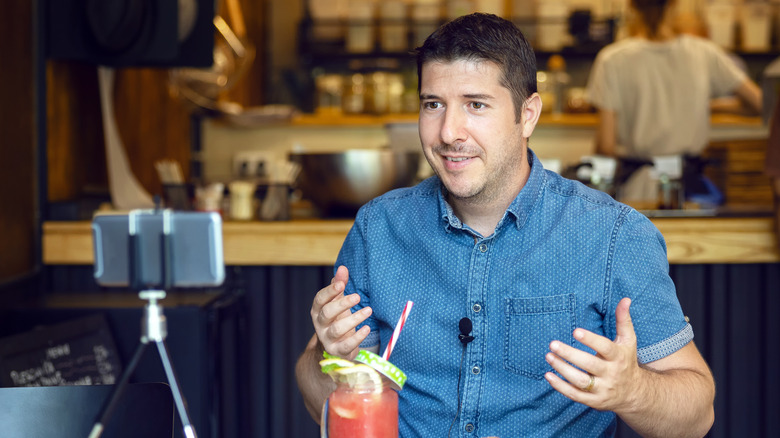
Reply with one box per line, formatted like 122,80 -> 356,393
615,155 -> 710,200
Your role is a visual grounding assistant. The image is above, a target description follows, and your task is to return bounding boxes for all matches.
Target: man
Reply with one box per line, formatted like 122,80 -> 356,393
296,13 -> 715,437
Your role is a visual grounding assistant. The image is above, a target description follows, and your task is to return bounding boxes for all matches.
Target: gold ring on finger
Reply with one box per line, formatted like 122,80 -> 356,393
582,374 -> 595,392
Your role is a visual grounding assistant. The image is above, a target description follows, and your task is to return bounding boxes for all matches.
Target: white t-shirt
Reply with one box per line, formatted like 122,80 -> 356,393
586,35 -> 747,159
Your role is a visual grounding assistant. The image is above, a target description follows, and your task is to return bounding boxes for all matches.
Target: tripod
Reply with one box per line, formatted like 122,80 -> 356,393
89,210 -> 198,438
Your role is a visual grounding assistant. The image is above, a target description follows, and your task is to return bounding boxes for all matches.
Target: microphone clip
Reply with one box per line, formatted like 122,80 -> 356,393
458,317 -> 475,345
458,333 -> 474,344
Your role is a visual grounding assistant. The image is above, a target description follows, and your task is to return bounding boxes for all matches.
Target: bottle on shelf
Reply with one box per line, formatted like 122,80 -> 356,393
546,54 -> 570,116
343,73 -> 367,114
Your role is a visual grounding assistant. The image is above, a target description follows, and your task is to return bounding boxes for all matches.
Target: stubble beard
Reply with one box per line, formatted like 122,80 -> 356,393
428,140 -> 526,208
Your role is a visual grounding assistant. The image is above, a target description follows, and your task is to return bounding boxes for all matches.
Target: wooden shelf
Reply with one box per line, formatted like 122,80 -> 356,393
43,216 -> 779,266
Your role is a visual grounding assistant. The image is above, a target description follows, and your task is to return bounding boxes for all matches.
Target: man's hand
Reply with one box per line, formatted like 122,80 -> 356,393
311,265 -> 373,360
543,297 -> 715,437
543,297 -> 641,412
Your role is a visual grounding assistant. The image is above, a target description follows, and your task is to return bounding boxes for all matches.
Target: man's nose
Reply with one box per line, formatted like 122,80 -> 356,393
440,108 -> 468,145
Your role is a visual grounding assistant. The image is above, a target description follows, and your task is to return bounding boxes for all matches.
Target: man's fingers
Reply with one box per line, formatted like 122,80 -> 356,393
545,349 -> 594,390
544,371 -> 593,405
571,328 -> 618,362
332,265 -> 349,285
549,340 -> 600,375
327,306 -> 372,342
314,282 -> 343,310
313,264 -> 369,359
614,297 -> 636,344
317,293 -> 359,325
330,325 -> 371,358
314,270 -> 352,316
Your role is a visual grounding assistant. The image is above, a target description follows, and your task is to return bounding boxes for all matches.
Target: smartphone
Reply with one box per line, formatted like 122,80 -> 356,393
91,210 -> 225,288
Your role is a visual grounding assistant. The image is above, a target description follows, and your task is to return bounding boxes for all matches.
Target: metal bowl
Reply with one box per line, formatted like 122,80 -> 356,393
291,150 -> 421,217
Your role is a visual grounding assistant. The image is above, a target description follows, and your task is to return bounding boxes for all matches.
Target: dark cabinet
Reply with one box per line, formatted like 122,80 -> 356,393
0,290 -> 249,438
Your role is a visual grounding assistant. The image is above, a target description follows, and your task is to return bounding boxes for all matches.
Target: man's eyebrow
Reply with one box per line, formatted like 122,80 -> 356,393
419,93 -> 495,100
463,93 -> 494,100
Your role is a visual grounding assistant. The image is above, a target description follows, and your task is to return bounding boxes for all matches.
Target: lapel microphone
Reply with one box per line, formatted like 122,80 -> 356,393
458,317 -> 475,344
450,317 -> 474,437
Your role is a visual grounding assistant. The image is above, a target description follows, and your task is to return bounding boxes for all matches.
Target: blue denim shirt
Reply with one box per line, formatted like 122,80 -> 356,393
336,150 -> 693,437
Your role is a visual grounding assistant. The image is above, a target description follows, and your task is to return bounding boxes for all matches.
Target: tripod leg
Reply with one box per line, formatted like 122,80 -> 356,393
155,340 -> 199,438
88,341 -> 149,438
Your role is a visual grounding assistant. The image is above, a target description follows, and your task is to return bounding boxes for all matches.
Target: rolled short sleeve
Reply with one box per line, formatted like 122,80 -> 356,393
706,42 -> 749,98
605,210 -> 692,363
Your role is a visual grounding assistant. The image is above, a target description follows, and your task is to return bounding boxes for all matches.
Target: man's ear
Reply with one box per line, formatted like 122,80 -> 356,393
521,93 -> 543,138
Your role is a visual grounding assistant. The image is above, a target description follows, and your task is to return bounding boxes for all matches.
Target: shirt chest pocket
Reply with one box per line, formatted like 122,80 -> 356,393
503,293 -> 576,379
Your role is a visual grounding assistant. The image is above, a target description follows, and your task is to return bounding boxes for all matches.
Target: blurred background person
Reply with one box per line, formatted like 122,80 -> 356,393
586,0 -> 762,205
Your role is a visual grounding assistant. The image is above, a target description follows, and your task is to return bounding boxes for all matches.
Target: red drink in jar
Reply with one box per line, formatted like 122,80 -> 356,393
328,377 -> 398,437
321,351 -> 406,438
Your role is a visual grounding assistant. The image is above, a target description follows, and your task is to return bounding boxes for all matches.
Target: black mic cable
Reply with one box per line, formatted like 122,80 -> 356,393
448,318 -> 474,438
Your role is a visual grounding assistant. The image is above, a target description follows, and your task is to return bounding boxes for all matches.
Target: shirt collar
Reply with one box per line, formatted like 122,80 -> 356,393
438,148 -> 546,234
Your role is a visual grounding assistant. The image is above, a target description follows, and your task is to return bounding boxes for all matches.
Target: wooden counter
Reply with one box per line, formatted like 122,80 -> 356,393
43,216 -> 779,266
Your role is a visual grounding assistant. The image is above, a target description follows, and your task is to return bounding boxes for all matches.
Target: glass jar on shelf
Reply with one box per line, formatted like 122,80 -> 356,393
343,73 -> 367,114
387,73 -> 405,114
315,73 -> 345,116
401,69 -> 419,113
367,71 -> 390,115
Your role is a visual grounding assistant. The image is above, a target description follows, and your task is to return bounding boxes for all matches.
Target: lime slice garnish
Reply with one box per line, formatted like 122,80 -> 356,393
330,404 -> 357,420
320,355 -> 384,392
333,364 -> 383,391
319,351 -> 406,392
354,350 -> 407,390
319,357 -> 355,375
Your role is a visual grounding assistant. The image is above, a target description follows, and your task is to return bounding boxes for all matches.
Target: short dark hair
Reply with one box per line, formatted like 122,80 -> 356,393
630,0 -> 670,39
414,13 -> 537,122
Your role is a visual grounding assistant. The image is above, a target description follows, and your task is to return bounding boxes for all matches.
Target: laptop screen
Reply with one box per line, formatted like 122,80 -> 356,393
0,383 -> 174,438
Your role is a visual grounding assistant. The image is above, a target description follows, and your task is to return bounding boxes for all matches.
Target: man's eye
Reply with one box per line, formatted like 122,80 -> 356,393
423,102 -> 442,110
470,102 -> 485,110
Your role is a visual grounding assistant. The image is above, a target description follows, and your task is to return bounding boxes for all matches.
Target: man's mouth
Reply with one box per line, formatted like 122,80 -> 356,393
445,156 -> 470,162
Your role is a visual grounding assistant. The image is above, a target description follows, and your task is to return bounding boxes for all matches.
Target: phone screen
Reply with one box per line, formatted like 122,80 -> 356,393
91,211 -> 225,288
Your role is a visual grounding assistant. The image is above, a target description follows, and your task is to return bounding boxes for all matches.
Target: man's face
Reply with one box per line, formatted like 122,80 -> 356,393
418,59 -> 533,207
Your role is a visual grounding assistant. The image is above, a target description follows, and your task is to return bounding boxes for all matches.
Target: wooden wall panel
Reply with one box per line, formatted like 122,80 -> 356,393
46,0 -> 266,205
0,0 -> 36,283
46,62 -> 105,202
224,0 -> 266,108
47,64 -> 192,203
113,68 -> 193,198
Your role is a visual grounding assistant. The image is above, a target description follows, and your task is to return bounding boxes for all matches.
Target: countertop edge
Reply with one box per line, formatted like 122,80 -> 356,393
42,217 -> 780,266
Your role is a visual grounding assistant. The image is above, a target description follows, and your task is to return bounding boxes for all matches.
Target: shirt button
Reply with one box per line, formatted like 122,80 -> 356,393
478,243 -> 488,253
472,303 -> 482,313
471,365 -> 481,375
465,423 -> 474,432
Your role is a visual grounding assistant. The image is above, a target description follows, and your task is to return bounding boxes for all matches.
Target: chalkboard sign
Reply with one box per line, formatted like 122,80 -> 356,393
0,314 -> 122,387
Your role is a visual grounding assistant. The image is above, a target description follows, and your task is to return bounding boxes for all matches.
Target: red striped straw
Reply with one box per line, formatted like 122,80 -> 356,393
382,300 -> 414,360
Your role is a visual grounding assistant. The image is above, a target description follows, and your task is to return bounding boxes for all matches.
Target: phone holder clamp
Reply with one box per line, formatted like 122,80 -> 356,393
89,210 -> 198,438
